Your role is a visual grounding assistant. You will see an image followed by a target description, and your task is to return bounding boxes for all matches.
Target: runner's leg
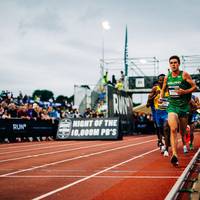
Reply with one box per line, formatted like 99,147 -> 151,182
168,112 -> 179,156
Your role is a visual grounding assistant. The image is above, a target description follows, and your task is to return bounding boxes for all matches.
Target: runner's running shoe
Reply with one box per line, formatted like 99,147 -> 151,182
160,145 -> 165,154
183,145 -> 188,153
164,150 -> 169,157
189,143 -> 194,150
171,155 -> 179,166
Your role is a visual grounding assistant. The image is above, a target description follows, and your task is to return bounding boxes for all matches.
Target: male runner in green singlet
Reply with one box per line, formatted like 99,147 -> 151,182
160,55 -> 197,166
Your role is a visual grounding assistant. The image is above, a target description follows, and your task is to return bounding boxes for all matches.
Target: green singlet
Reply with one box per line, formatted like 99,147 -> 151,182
167,71 -> 191,116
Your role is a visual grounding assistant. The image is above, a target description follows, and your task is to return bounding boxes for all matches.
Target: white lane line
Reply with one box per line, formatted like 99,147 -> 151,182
4,175 -> 179,179
0,136 -> 153,162
38,169 -> 181,173
0,141 -> 117,163
0,139 -> 156,177
32,148 -> 159,200
0,141 -> 58,150
0,136 -> 152,155
0,137 -> 130,150
0,135 -> 155,153
0,141 -> 80,150
0,141 -> 92,155
0,169 -> 183,174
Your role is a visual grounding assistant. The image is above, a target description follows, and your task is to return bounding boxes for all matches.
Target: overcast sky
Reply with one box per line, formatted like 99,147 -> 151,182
0,0 -> 200,100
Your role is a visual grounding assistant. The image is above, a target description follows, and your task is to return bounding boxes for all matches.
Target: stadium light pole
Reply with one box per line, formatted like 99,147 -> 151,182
101,20 -> 110,77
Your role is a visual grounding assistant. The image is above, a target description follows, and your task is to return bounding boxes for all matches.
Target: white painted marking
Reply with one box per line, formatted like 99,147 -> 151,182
0,138 -> 156,177
32,148 -> 159,200
4,175 -> 179,179
0,135 -> 154,152
0,141 -> 57,150
0,136 -> 136,150
0,141 -> 116,163
0,136 -> 153,163
0,141 -> 92,155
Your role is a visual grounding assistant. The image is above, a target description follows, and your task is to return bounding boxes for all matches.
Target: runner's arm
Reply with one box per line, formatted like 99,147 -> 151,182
177,72 -> 197,95
160,76 -> 167,99
146,86 -> 157,107
148,86 -> 158,99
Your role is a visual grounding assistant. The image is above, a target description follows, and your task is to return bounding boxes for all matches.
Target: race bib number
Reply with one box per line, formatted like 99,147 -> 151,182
158,99 -> 169,109
169,86 -> 180,98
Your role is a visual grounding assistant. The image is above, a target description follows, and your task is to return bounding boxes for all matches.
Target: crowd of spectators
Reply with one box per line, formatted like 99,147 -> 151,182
0,90 -> 108,143
0,90 -> 107,122
0,90 -> 78,142
0,90 -> 76,121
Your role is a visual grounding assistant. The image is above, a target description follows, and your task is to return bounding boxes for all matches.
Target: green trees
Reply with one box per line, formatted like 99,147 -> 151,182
32,90 -> 54,102
56,95 -> 74,104
32,89 -> 74,104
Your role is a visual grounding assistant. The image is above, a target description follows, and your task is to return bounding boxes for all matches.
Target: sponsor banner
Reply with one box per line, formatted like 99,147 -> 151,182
107,85 -> 133,134
107,85 -> 133,117
0,119 -> 58,140
56,117 -> 121,140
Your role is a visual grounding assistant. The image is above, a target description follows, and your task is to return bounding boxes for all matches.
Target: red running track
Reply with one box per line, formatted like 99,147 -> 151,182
0,132 -> 199,200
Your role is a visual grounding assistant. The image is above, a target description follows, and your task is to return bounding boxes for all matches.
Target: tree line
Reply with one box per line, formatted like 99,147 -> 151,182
32,89 -> 74,104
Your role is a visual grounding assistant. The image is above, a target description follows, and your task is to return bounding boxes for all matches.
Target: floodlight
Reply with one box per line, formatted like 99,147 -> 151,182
102,21 -> 111,30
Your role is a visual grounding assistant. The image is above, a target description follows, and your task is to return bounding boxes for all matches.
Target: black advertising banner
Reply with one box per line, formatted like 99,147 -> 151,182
0,119 -> 58,141
56,117 -> 121,140
107,85 -> 133,117
107,85 -> 133,134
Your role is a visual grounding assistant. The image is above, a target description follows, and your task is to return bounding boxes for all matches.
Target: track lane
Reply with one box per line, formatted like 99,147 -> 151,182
0,136 -> 156,176
0,144 -> 160,200
37,146 -> 197,200
0,136 -> 148,160
0,141 -> 93,157
0,140 -> 64,151
0,133 -> 199,200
